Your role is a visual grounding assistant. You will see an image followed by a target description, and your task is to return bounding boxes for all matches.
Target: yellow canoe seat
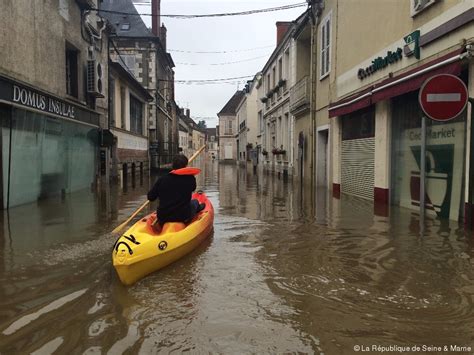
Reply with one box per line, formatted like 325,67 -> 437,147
161,222 -> 186,234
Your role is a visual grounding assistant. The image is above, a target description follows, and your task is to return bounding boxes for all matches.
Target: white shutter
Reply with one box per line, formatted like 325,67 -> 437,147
320,13 -> 331,78
341,138 -> 375,200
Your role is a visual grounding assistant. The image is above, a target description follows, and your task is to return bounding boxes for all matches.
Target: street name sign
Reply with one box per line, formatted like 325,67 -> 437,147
419,74 -> 468,121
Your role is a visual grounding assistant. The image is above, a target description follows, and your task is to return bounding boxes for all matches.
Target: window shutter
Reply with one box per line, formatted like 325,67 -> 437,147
321,25 -> 326,77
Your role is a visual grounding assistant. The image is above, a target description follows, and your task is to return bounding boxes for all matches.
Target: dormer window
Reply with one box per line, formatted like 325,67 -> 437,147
121,23 -> 130,31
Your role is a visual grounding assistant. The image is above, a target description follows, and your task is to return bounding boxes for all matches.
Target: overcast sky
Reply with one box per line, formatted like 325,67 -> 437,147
134,1 -> 307,128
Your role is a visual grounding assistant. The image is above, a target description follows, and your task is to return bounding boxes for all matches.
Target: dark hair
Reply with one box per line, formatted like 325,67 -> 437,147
172,155 -> 188,169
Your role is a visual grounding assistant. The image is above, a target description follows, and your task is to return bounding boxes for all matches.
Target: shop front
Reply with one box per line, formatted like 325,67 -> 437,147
329,48 -> 471,222
0,76 -> 100,209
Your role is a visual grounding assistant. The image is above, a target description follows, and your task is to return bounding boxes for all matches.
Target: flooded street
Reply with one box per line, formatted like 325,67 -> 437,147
1,162 -> 474,354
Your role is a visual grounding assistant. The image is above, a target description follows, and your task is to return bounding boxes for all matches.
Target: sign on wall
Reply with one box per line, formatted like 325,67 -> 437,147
0,76 -> 99,126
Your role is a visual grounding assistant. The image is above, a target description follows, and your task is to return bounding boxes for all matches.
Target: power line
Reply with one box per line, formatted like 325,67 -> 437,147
168,45 -> 274,54
174,75 -> 253,83
94,2 -> 307,19
110,40 -> 253,85
175,55 -> 269,66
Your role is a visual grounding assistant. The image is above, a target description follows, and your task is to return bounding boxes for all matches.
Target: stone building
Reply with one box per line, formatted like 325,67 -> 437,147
307,0 -> 474,222
259,21 -> 297,178
109,61 -> 153,186
0,0 -> 110,208
205,128 -> 218,160
101,0 -> 177,170
236,77 -> 259,167
218,90 -> 245,162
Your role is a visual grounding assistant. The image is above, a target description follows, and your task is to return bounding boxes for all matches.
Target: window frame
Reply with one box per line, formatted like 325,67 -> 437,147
319,11 -> 332,80
65,44 -> 79,98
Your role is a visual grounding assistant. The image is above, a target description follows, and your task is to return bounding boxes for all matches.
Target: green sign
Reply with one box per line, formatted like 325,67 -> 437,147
404,30 -> 420,59
357,48 -> 403,80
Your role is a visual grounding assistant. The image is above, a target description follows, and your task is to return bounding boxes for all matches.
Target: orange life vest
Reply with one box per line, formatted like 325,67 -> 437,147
170,167 -> 201,176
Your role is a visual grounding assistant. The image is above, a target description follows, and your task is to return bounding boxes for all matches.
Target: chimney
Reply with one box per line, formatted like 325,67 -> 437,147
186,109 -> 190,118
151,0 -> 160,36
276,22 -> 291,46
160,24 -> 167,51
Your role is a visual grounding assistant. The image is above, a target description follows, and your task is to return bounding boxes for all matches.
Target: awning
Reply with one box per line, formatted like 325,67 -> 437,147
328,48 -> 466,118
328,86 -> 373,118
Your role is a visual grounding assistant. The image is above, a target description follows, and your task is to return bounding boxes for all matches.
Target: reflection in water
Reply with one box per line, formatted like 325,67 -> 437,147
0,161 -> 473,353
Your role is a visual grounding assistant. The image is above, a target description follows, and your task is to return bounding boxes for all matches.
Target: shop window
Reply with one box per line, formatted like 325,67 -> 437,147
65,45 -> 78,98
341,106 -> 375,140
6,108 -> 97,207
391,89 -> 466,221
129,94 -> 143,135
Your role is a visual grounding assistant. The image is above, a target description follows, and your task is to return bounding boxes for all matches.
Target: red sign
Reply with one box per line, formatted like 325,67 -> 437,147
419,74 -> 468,121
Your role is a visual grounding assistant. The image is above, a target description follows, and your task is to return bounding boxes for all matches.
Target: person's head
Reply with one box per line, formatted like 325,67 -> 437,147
172,154 -> 188,170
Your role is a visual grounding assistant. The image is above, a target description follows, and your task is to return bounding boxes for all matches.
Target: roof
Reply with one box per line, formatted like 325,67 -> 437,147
179,124 -> 188,133
100,0 -> 154,38
217,90 -> 245,116
109,61 -> 153,100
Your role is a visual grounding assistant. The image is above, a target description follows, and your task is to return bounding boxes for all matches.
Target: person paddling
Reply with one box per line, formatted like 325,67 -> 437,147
147,155 -> 205,226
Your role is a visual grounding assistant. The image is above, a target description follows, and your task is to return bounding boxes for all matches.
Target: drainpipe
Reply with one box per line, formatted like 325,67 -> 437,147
308,0 -> 322,194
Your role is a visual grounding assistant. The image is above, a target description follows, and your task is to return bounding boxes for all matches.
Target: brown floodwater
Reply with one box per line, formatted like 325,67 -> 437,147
1,161 -> 474,354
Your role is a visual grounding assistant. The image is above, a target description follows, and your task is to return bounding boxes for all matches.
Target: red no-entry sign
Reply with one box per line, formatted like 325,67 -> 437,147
419,74 -> 468,121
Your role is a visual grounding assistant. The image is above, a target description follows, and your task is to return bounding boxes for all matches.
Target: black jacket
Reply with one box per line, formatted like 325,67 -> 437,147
147,173 -> 196,224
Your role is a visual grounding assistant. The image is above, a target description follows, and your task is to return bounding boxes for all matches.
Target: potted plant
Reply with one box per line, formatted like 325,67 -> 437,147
260,97 -> 268,103
262,149 -> 268,156
278,79 -> 286,88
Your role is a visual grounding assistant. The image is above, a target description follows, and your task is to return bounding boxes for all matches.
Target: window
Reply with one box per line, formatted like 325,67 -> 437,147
411,0 -> 436,16
130,95 -> 143,135
278,58 -> 283,81
65,45 -> 78,98
284,49 -> 290,80
342,106 -> 375,141
258,111 -> 263,133
121,54 -> 136,75
272,67 -> 276,88
320,12 -> 331,79
120,87 -> 126,129
225,120 -> 233,135
59,0 -> 69,21
266,74 -> 270,93
109,78 -> 115,127
121,23 -> 130,31
164,119 -> 169,150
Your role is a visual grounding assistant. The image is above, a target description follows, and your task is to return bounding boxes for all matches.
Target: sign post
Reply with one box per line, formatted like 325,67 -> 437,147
418,74 -> 468,231
420,115 -> 426,235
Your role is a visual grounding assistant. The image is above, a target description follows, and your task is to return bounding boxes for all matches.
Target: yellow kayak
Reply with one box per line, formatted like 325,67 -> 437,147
112,192 -> 214,285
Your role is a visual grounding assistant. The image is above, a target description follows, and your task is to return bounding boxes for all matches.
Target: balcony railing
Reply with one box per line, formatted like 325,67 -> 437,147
289,76 -> 310,116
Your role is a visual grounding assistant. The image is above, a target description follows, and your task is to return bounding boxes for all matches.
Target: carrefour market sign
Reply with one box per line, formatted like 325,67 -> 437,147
357,48 -> 403,80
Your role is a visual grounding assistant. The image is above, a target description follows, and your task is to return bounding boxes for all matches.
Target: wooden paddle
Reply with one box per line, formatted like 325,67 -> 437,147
111,145 -> 207,235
